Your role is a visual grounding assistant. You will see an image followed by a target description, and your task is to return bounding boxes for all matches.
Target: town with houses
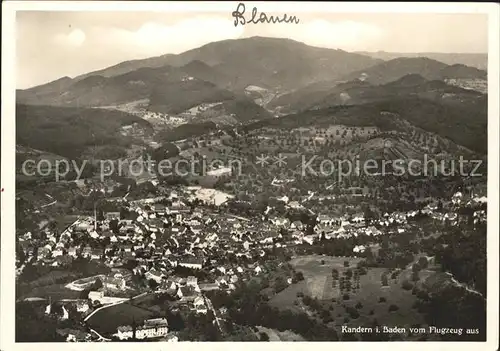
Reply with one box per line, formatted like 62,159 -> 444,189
15,174 -> 488,341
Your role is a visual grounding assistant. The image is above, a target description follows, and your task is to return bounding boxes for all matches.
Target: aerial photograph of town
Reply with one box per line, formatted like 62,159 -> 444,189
8,5 -> 493,343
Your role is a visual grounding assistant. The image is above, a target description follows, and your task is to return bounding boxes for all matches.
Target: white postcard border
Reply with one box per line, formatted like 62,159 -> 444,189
1,2 -> 499,350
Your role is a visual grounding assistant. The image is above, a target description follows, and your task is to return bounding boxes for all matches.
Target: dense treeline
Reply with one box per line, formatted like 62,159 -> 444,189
157,121 -> 218,142
16,302 -> 66,342
244,97 -> 486,153
207,280 -> 339,341
16,104 -> 153,159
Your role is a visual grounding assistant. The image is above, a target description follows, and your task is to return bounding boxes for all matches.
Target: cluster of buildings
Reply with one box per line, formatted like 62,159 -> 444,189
16,176 -> 488,342
113,318 -> 175,341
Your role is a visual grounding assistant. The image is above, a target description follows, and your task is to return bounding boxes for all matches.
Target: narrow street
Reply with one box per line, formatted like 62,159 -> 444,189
203,294 -> 223,334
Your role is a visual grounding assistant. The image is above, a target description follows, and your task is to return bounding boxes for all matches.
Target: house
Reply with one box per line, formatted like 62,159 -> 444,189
88,290 -> 104,302
166,334 -> 179,342
178,256 -> 203,270
114,325 -> 133,340
122,251 -> 135,261
302,235 -> 315,245
288,201 -> 302,209
199,282 -> 219,292
104,276 -> 126,290
271,217 -> 290,227
52,248 -> 64,257
153,248 -> 164,257
132,244 -> 143,251
444,212 -> 458,222
75,222 -> 91,232
56,328 -> 90,342
76,301 -> 90,313
347,186 -> 364,197
160,279 -> 177,292
68,247 -> 78,258
173,213 -> 183,223
55,255 -> 73,266
135,318 -> 169,339
206,166 -> 232,178
120,245 -> 133,252
242,241 -> 251,251
351,213 -> 365,225
90,249 -> 102,260
154,204 -> 167,216
186,276 -> 198,288
170,204 -> 190,215
105,212 -> 121,221
353,245 -> 366,253
145,269 -> 164,283
216,276 -> 229,286
193,295 -> 207,314
317,214 -> 335,226
290,220 -> 304,231
170,276 -> 185,286
190,224 -> 203,235
178,286 -> 199,302
101,230 -> 114,239
82,246 -> 92,258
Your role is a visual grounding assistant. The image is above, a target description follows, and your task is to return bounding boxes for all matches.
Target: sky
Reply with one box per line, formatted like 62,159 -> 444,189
16,10 -> 488,89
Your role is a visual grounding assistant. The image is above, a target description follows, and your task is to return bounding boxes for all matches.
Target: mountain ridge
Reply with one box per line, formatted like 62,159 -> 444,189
19,36 -> 383,94
355,51 -> 487,70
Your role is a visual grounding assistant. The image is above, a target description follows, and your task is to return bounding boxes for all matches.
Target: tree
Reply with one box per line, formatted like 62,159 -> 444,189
293,271 -> 304,282
274,276 -> 288,293
381,273 -> 389,286
401,280 -> 413,290
148,279 -> 159,290
388,304 -> 399,312
418,257 -> 429,269
411,271 -> 420,282
90,278 -> 103,291
259,332 -> 270,341
109,219 -> 120,234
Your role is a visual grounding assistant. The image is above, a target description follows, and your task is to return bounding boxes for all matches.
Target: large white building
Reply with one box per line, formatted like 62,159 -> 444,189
114,318 -> 169,340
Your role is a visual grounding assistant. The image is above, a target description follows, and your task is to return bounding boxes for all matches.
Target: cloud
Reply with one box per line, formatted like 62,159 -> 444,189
90,16 -> 244,57
54,28 -> 86,47
247,20 -> 385,51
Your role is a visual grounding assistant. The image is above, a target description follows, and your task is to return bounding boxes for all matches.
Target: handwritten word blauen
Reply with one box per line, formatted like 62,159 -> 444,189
232,3 -> 300,27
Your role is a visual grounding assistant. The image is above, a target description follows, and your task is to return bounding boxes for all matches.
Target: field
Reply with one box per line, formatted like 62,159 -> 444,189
86,301 -> 160,336
269,255 -> 362,310
270,255 -> 432,339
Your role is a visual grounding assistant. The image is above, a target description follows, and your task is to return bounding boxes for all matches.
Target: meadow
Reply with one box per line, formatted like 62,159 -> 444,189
270,254 -> 434,340
86,301 -> 161,335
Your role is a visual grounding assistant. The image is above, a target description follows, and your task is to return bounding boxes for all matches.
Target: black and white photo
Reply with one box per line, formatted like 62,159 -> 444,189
1,1 -> 499,348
